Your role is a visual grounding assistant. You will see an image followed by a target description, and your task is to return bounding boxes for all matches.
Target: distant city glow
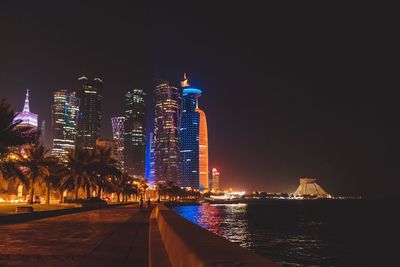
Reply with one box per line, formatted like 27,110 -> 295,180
210,191 -> 245,200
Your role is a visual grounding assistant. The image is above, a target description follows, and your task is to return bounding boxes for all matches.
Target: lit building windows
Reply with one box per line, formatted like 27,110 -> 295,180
153,80 -> 181,184
179,74 -> 208,189
51,89 -> 80,162
124,89 -> 146,176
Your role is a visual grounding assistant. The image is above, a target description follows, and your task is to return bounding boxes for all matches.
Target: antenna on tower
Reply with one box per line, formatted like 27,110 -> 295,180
23,89 -> 30,112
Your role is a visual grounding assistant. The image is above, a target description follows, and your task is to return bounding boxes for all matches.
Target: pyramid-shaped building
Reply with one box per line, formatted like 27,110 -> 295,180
293,178 -> 331,198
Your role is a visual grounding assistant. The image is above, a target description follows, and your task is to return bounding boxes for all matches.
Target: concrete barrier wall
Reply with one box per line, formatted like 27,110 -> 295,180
152,203 -> 281,267
149,207 -> 172,267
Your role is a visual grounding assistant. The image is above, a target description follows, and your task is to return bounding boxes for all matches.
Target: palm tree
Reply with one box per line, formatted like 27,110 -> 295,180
43,160 -> 66,204
21,143 -> 55,204
91,146 -> 121,198
62,148 -> 94,201
112,172 -> 134,203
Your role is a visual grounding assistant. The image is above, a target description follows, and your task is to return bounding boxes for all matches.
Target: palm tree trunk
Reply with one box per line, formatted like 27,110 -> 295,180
28,178 -> 34,204
97,186 -> 102,198
45,180 -> 51,204
75,186 -> 79,201
59,191 -> 64,203
85,185 -> 90,198
117,193 -> 121,203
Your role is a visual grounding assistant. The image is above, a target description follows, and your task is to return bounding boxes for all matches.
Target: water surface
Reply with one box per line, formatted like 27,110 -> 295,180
172,200 -> 398,266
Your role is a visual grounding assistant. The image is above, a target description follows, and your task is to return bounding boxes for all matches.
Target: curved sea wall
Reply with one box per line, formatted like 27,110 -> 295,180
149,203 -> 281,267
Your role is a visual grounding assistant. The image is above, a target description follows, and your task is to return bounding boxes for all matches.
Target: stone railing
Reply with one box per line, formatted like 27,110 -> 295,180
149,203 -> 281,267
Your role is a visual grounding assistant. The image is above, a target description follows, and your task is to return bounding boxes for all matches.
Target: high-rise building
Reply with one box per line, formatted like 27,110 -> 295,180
76,76 -> 102,150
145,132 -> 155,183
13,89 -> 38,130
153,80 -> 181,184
11,90 -> 39,156
210,168 -> 220,192
111,116 -> 125,167
124,89 -> 146,177
179,74 -> 206,189
51,89 -> 80,161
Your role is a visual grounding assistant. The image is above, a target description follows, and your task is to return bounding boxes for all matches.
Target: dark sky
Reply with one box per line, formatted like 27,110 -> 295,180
1,1 -> 399,198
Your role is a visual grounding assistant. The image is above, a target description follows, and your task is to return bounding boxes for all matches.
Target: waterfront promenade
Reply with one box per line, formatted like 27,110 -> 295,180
0,205 -> 150,267
0,203 -> 281,267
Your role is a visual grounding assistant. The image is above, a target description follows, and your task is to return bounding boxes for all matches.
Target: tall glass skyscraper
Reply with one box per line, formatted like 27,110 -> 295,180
153,80 -> 181,184
111,116 -> 125,167
179,74 -> 201,189
52,89 -> 80,162
76,76 -> 102,150
124,89 -> 146,177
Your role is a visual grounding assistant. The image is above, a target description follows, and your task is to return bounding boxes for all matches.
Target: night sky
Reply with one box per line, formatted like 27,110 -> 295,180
1,1 -> 399,198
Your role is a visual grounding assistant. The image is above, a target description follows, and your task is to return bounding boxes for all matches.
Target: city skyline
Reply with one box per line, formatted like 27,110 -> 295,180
1,1 -> 398,198
0,2 -> 398,267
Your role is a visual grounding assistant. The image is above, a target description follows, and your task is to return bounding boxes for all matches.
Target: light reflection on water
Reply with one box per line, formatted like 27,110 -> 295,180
171,200 -> 399,267
175,203 -> 251,247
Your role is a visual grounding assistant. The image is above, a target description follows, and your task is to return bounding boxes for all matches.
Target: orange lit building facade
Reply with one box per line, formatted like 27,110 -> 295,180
196,108 -> 209,189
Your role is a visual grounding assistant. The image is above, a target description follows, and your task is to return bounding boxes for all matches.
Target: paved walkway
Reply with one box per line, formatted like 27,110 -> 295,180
0,205 -> 151,267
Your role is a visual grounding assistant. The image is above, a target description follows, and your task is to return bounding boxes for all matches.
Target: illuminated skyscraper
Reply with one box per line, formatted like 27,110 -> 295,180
51,89 -> 80,161
11,90 -> 39,156
111,116 -> 125,167
145,132 -> 155,183
13,89 -> 38,129
210,168 -> 220,192
197,107 -> 209,189
179,74 -> 204,189
153,80 -> 181,184
124,89 -> 146,176
76,76 -> 102,150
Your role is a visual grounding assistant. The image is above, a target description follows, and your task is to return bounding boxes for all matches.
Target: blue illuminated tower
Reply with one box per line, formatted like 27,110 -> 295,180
179,74 -> 202,188
145,132 -> 155,183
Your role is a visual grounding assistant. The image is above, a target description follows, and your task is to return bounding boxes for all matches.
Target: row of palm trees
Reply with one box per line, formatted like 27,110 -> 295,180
0,99 -> 142,205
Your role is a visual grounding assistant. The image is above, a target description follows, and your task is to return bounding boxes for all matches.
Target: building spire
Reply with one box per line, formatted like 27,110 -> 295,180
181,73 -> 190,87
23,89 -> 30,112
